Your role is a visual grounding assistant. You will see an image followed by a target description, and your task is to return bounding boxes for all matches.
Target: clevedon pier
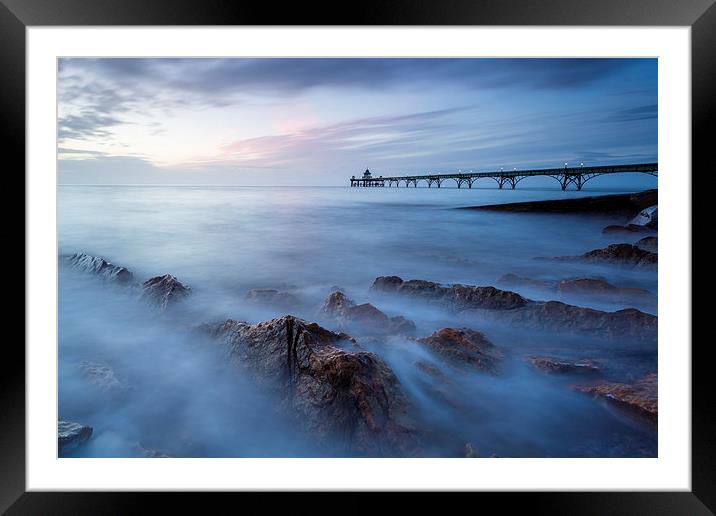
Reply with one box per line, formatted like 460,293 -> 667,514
350,163 -> 658,191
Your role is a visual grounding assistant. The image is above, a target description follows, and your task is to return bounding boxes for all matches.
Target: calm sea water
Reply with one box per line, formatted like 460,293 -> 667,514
58,185 -> 657,458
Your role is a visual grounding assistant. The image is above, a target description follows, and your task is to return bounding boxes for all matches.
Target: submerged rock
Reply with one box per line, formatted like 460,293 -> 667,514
141,274 -> 190,310
64,252 -> 134,284
573,373 -> 657,422
246,288 -> 300,309
318,291 -> 416,336
203,315 -> 423,456
417,328 -> 503,374
554,244 -> 657,269
526,356 -> 600,375
79,361 -> 124,391
371,276 -> 528,311
635,236 -> 658,252
58,419 -> 93,451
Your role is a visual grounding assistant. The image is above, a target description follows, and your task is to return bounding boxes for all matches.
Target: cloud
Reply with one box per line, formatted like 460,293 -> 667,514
607,104 -> 658,122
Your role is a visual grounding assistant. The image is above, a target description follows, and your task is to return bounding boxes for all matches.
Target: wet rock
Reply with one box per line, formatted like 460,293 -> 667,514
526,356 -> 600,375
635,236 -> 657,252
417,328 -> 503,374
203,315 -> 423,457
246,288 -> 300,309
79,361 -> 124,391
58,419 -> 93,451
318,291 -> 416,336
602,223 -> 653,235
64,252 -> 134,284
573,373 -> 657,422
371,276 -> 528,311
554,244 -> 657,268
141,274 -> 190,310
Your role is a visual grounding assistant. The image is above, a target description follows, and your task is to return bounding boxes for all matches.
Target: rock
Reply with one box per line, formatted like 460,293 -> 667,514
246,288 -> 300,309
203,315 -> 423,456
602,224 -> 653,235
64,252 -> 134,284
79,361 -> 123,391
318,291 -> 416,336
417,328 -> 503,374
465,189 -> 657,214
629,205 -> 658,229
635,236 -> 658,252
526,356 -> 600,375
141,274 -> 190,310
555,244 -> 657,268
498,273 -> 556,290
371,276 -> 528,311
58,419 -> 93,451
573,373 -> 657,421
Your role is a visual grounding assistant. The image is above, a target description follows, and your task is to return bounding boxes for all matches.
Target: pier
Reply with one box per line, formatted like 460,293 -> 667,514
350,163 -> 658,191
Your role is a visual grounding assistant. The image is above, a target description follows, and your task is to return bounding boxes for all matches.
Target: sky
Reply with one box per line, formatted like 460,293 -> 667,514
57,58 -> 658,187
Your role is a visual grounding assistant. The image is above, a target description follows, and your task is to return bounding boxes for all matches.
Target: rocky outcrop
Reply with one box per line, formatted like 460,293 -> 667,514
79,361 -> 124,391
499,274 -> 653,301
554,244 -> 657,269
465,189 -> 657,214
246,288 -> 300,309
141,274 -> 190,310
417,328 -> 503,374
203,315 -> 422,456
64,252 -> 134,284
635,236 -> 658,252
58,419 -> 93,451
526,356 -> 600,375
371,276 -> 528,311
573,373 -> 657,422
318,291 -> 416,336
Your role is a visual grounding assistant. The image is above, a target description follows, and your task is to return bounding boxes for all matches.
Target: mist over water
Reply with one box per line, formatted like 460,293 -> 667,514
59,184 -> 657,457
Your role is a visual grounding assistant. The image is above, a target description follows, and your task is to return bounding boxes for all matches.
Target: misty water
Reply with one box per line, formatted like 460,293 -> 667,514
58,184 -> 658,458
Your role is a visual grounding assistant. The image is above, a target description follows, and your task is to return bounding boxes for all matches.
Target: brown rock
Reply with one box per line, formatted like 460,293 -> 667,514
371,276 -> 528,311
573,373 -> 657,421
318,291 -> 416,335
141,274 -> 191,310
246,288 -> 300,309
526,356 -> 600,375
498,273 -> 556,290
203,315 -> 422,456
417,328 -> 503,374
555,244 -> 657,268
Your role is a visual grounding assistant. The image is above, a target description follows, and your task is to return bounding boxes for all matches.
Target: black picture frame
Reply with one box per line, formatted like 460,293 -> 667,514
4,0 -> 711,513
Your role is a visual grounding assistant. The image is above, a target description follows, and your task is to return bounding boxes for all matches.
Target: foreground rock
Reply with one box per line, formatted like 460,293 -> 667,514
573,373 -> 657,422
203,315 -> 422,456
58,419 -> 93,451
526,356 -> 600,375
318,291 -> 416,336
417,328 -> 503,374
553,244 -> 657,269
373,276 -> 656,341
464,189 -> 657,214
371,276 -> 528,311
635,236 -> 658,252
64,252 -> 134,284
246,288 -> 300,309
141,274 -> 191,310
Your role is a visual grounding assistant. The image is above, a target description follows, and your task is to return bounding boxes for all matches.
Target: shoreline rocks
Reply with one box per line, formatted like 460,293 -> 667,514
246,288 -> 300,309
553,243 -> 657,269
318,291 -> 416,336
58,419 -> 93,451
64,252 -> 134,284
573,373 -> 657,422
635,236 -> 658,252
203,315 -> 423,457
417,328 -> 503,374
526,356 -> 600,375
141,274 -> 191,310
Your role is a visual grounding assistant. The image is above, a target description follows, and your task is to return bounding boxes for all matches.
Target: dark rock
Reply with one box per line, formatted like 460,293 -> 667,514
371,276 -> 528,311
417,327 -> 503,374
635,236 -> 658,252
141,274 -> 190,310
498,273 -> 556,290
58,419 -> 93,451
526,356 -> 600,375
573,373 -> 657,421
464,189 -> 657,215
554,244 -> 657,268
246,288 -> 300,309
64,252 -> 134,284
203,315 -> 423,457
318,291 -> 416,336
602,224 -> 653,235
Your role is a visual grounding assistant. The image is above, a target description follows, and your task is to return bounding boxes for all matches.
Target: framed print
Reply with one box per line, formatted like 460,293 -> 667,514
5,0 -> 713,512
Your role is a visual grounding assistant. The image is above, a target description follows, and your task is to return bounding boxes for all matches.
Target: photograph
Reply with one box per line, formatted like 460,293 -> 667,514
57,57 -> 659,459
